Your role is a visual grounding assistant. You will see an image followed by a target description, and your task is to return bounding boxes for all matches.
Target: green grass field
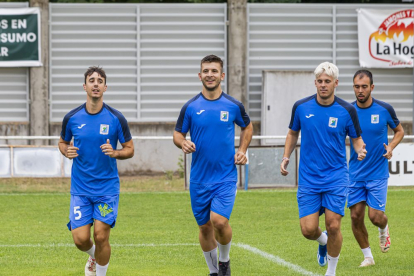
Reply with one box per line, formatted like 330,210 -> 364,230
0,178 -> 413,275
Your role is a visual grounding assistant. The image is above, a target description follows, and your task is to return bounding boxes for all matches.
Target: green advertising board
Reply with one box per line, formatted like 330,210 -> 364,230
0,8 -> 41,67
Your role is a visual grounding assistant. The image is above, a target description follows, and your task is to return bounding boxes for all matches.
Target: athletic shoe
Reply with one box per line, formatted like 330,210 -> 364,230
317,230 -> 328,267
379,227 -> 391,253
218,260 -> 230,276
85,256 -> 96,276
359,257 -> 375,267
209,274 -> 218,276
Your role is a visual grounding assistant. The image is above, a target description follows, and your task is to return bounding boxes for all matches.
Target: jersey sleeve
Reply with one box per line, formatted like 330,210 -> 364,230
345,106 -> 362,138
385,105 -> 400,129
60,114 -> 73,142
234,102 -> 250,127
288,103 -> 301,131
116,114 -> 132,143
175,105 -> 191,134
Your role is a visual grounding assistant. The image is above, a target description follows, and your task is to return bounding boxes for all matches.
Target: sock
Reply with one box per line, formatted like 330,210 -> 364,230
325,254 -> 339,276
84,244 -> 95,259
203,247 -> 218,274
96,262 -> 109,276
361,247 -> 373,259
379,224 -> 388,235
316,232 -> 328,246
218,240 -> 231,262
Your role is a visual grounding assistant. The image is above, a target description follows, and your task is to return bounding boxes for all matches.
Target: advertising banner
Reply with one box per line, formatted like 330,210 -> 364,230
358,8 -> 414,68
388,143 -> 414,186
0,8 -> 41,67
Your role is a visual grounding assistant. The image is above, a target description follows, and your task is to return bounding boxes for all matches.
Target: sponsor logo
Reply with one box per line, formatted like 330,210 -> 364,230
77,124 -> 86,129
368,9 -> 414,67
329,117 -> 338,128
305,114 -> 315,118
196,110 -> 205,115
220,111 -> 229,122
372,114 -> 380,124
379,203 -> 385,207
98,203 -> 113,217
100,124 -> 109,135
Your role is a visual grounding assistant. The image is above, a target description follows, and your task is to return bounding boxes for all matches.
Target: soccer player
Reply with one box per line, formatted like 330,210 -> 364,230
280,62 -> 367,276
348,70 -> 404,267
173,55 -> 253,276
58,66 -> 134,276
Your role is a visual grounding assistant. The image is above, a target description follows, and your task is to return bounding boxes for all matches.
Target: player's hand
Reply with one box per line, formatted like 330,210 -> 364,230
181,140 -> 196,154
280,157 -> 289,176
357,144 -> 367,161
382,143 -> 393,159
234,151 -> 247,165
101,139 -> 117,158
66,141 -> 79,159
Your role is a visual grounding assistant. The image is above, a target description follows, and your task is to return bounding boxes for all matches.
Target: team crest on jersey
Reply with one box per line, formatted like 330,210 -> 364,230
100,124 -> 109,135
329,117 -> 338,128
371,114 -> 379,124
220,111 -> 229,122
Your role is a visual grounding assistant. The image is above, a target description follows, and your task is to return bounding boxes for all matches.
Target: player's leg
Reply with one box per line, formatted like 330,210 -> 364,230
297,186 -> 327,267
93,220 -> 111,276
68,195 -> 96,275
190,183 -> 219,275
210,181 -> 237,276
92,195 -> 119,276
366,179 -> 390,253
324,209 -> 342,276
348,180 -> 374,266
323,186 -> 347,276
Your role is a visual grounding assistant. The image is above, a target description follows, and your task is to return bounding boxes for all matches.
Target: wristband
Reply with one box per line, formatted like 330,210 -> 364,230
282,157 -> 289,161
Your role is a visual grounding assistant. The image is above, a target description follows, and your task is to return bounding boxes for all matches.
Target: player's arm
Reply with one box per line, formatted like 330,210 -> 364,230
173,131 -> 195,154
101,139 -> 134,160
351,136 -> 367,161
383,124 -> 404,159
235,122 -> 253,165
280,129 -> 299,176
58,137 -> 79,159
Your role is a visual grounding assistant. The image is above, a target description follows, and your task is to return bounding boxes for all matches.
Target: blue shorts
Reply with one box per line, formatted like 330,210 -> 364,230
347,179 -> 388,211
67,195 -> 119,231
190,182 -> 237,226
297,185 -> 348,218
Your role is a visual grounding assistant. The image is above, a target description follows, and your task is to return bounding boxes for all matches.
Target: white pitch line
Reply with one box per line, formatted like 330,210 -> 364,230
234,243 -> 321,276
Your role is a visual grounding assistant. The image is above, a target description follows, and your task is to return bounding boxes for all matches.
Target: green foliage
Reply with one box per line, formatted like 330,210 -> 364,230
165,170 -> 174,180
177,154 -> 184,179
0,187 -> 413,275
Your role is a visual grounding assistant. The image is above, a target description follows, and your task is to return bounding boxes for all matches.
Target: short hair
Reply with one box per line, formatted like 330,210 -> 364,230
200,55 -> 223,71
84,66 -> 107,84
353,70 -> 373,85
314,62 -> 339,80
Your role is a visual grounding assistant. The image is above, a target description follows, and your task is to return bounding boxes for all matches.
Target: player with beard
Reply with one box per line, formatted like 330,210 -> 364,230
173,55 -> 253,276
348,70 -> 404,267
280,62 -> 367,276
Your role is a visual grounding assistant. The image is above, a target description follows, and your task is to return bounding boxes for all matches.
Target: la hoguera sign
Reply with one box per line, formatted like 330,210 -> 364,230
0,8 -> 41,67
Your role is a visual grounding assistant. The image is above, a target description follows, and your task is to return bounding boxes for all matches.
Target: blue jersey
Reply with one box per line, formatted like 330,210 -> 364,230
289,94 -> 362,187
175,92 -> 250,185
349,98 -> 399,181
61,103 -> 132,196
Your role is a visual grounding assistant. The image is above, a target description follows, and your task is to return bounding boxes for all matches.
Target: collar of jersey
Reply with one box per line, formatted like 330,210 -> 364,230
355,97 -> 375,110
84,102 -> 105,115
315,94 -> 336,108
200,91 -> 224,101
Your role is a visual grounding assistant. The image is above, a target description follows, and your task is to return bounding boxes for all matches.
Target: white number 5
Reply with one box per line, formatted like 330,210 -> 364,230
74,206 -> 82,220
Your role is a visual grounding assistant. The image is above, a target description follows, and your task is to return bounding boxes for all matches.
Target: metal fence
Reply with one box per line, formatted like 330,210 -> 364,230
49,3 -> 227,122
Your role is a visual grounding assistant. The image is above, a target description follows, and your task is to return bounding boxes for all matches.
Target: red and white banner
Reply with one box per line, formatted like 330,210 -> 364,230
358,8 -> 414,68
